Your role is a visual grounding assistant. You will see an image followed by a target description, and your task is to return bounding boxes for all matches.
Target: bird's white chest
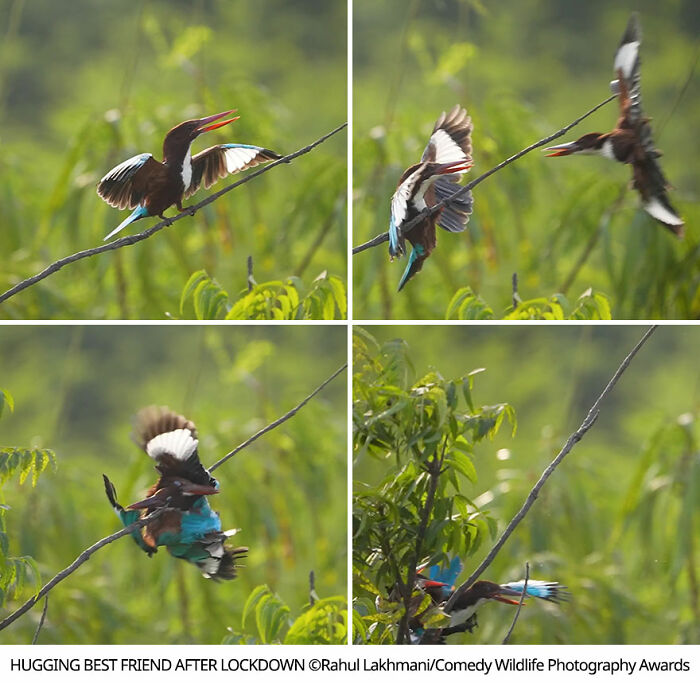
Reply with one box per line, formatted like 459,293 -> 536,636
599,139 -> 616,161
181,145 -> 193,189
448,598 -> 486,627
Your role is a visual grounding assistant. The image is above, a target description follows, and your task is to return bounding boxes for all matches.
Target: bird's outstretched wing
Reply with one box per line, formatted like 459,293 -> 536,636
422,105 -> 473,165
613,14 -> 643,126
97,153 -> 162,210
132,406 -> 216,487
185,144 -> 281,198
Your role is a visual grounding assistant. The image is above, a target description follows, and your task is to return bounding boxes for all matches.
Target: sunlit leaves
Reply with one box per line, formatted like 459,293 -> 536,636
353,329 -> 514,643
180,269 -> 346,320
0,448 -> 57,487
446,286 -> 612,320
227,584 -> 346,644
0,389 -> 14,419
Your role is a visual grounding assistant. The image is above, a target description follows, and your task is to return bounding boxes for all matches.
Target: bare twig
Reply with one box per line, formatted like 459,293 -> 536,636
246,255 -> 255,292
209,363 -> 347,472
0,122 -> 347,306
502,563 -> 529,644
309,570 -> 317,607
444,325 -> 657,613
396,436 -> 449,644
511,273 -> 520,309
0,508 -> 165,633
352,95 -> 616,255
31,596 -> 49,645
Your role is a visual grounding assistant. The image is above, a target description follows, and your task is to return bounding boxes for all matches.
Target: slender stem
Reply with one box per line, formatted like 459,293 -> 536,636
209,363 -> 347,472
30,596 -> 48,645
0,122 -> 347,306
0,508 -> 165,633
352,95 -> 616,255
444,325 -> 657,613
502,563 -> 529,644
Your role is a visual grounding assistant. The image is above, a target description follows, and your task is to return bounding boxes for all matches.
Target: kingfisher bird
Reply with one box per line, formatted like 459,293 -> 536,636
388,105 -> 474,291
543,14 -> 684,235
97,109 -> 282,240
408,557 -> 569,643
103,406 -> 247,580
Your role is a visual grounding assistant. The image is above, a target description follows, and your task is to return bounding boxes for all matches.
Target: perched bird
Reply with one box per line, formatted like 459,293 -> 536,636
103,406 -> 247,580
409,557 -> 569,643
543,14 -> 684,235
97,110 -> 282,240
388,105 -> 474,291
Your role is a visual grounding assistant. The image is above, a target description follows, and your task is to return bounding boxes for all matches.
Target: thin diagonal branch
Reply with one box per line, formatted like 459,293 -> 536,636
502,562 -> 529,644
209,363 -> 347,472
31,595 -> 48,645
0,122 -> 347,306
0,508 -> 166,633
444,325 -> 657,613
352,95 -> 616,255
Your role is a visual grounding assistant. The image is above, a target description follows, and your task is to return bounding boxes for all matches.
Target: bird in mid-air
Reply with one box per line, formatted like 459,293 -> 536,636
543,14 -> 684,235
103,406 -> 247,580
388,105 -> 474,291
97,110 -> 281,240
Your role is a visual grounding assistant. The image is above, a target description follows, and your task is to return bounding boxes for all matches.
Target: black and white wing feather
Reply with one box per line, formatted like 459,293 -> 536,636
422,105 -> 473,166
97,153 -> 160,210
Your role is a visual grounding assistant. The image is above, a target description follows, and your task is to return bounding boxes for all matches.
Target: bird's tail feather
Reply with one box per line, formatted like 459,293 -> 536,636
103,205 -> 149,241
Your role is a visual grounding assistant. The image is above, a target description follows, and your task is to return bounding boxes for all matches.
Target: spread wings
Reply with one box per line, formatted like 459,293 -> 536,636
422,105 -> 473,165
185,144 -> 282,198
97,153 -> 163,210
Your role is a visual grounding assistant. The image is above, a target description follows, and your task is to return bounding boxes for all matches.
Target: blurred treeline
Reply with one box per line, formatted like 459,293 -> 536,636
0,325 -> 347,643
353,0 -> 699,319
354,326 -> 700,644
0,0 -> 347,319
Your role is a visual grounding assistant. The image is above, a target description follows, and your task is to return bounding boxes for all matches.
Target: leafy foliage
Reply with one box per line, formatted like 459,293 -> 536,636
353,0 -> 698,320
352,329 -> 515,643
223,584 -> 346,644
180,269 -> 346,320
446,286 -> 612,320
0,389 -> 57,607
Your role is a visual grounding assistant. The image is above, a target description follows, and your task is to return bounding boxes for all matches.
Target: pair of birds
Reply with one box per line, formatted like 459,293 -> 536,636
387,13 -> 684,291
103,406 -> 246,580
382,557 -> 569,644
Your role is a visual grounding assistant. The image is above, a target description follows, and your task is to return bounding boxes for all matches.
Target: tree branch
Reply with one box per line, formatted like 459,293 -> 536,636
31,595 -> 49,645
209,363 -> 347,472
0,122 -> 347,306
352,95 -> 616,255
502,562 -> 529,644
396,436 -> 449,644
444,325 -> 657,613
0,508 -> 165,633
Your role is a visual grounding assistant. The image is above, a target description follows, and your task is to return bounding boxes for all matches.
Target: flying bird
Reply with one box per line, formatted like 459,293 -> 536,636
543,13 -> 684,235
388,105 -> 474,291
97,110 -> 281,240
103,406 -> 247,580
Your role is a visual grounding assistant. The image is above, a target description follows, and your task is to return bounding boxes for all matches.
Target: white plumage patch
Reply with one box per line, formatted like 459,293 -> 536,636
614,41 -> 640,80
599,139 -> 616,161
100,153 -> 152,183
449,598 -> 487,627
391,170 -> 420,227
428,128 -> 468,165
146,428 -> 198,461
643,198 -> 684,226
181,146 -> 192,189
223,147 -> 264,173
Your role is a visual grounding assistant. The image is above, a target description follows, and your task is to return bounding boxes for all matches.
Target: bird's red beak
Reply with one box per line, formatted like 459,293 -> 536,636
437,160 -> 473,174
494,586 -> 525,605
196,109 -> 239,134
543,142 -> 577,157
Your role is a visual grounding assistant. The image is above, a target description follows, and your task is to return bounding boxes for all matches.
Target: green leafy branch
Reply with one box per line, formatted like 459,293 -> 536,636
179,269 -> 346,320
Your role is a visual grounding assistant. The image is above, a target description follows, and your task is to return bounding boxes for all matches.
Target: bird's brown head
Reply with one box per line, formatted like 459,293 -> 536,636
471,580 -> 521,605
162,110 -> 239,158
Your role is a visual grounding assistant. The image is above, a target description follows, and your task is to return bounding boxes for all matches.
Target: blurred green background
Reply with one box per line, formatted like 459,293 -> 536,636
0,0 -> 347,319
354,325 -> 700,643
353,0 -> 699,319
0,325 -> 346,643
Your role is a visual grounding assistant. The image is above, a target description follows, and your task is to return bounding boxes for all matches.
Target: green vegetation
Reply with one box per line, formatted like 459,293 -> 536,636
353,0 -> 699,319
353,326 -> 700,644
0,327 -> 347,644
0,0 -> 346,320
